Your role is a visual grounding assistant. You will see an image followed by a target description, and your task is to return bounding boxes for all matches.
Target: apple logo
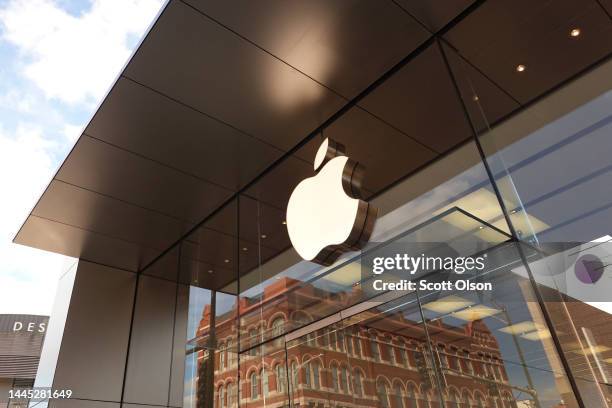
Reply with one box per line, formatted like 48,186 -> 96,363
287,138 -> 377,266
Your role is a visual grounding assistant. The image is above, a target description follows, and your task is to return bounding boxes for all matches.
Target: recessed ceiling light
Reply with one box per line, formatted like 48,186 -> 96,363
516,64 -> 526,73
224,259 -> 230,263
208,269 -> 213,274
261,234 -> 267,239
478,226 -> 485,230
282,220 -> 287,225
570,28 -> 581,37
242,247 -> 248,251
472,95 -> 479,102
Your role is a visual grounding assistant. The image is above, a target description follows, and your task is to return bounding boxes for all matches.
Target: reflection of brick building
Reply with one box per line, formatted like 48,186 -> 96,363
194,278 -> 516,408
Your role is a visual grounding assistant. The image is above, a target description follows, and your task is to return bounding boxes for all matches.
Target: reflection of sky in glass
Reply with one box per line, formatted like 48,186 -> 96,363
187,286 -> 237,340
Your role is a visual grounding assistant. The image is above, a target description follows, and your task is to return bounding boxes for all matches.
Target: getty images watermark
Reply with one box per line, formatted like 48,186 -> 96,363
359,242 -> 494,295
369,252 -> 491,292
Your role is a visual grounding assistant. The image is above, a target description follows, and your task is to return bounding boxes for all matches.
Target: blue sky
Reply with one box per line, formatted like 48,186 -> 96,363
0,0 -> 164,315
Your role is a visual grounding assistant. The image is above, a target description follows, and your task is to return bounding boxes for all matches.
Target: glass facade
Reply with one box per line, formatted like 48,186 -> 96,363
139,48 -> 612,407
136,15 -> 612,408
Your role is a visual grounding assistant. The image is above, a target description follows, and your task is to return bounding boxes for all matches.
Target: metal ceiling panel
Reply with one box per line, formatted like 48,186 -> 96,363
295,106 -> 439,196
395,0 -> 475,32
123,0 -> 347,152
30,181 -> 190,252
84,78 -> 284,192
56,135 -> 233,223
183,0 -> 431,98
358,43 -> 474,153
444,0 -> 612,103
15,216 -> 157,272
441,42 -> 520,132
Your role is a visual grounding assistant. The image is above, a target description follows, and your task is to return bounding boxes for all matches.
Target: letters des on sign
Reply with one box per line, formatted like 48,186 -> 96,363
12,321 -> 46,333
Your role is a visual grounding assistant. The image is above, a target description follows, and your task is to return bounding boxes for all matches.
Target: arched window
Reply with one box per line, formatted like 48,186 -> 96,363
227,339 -> 233,367
370,333 -> 380,361
447,389 -> 461,408
249,329 -> 258,356
407,384 -> 419,408
377,380 -> 390,408
353,370 -> 363,397
276,364 -> 286,393
218,385 -> 224,408
344,367 -> 351,393
219,347 -> 226,370
394,383 -> 405,408
340,366 -> 348,392
396,340 -> 405,366
448,347 -> 459,371
386,336 -> 395,364
347,334 -> 353,354
291,362 -> 298,392
463,350 -> 474,374
463,391 -> 473,408
438,345 -> 448,368
227,383 -> 235,407
332,365 -> 339,392
476,393 -> 486,408
337,330 -> 345,351
304,362 -> 311,388
354,333 -> 362,357
313,362 -> 321,389
272,317 -> 285,337
250,372 -> 258,399
262,369 -> 269,396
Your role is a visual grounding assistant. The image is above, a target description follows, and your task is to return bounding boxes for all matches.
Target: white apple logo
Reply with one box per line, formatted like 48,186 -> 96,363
287,138 -> 377,266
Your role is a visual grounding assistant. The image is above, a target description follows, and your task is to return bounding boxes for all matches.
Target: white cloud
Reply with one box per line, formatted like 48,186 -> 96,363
0,88 -> 36,113
0,0 -> 163,105
0,0 -> 164,316
62,122 -> 82,143
0,124 -> 71,315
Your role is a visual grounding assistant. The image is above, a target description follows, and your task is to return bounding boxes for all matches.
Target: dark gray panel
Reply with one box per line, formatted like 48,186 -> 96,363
444,0 -> 612,103
52,261 -> 136,401
85,78 -> 284,191
359,43 -> 473,153
13,215 -> 156,272
31,180 -> 191,252
124,0 -> 346,152
142,245 -> 180,281
57,135 -> 233,223
395,0 -> 475,32
243,155 -> 313,211
169,283 -> 189,407
123,275 -> 177,406
184,0 -> 431,98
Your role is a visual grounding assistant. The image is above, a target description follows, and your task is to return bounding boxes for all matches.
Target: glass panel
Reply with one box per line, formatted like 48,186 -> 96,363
445,36 -> 612,406
341,292 -> 441,408
181,198 -> 240,408
285,320 -> 355,408
239,335 -> 289,408
235,138 -> 513,346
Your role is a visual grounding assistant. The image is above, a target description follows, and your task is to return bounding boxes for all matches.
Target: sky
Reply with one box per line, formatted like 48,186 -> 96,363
0,0 -> 164,316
